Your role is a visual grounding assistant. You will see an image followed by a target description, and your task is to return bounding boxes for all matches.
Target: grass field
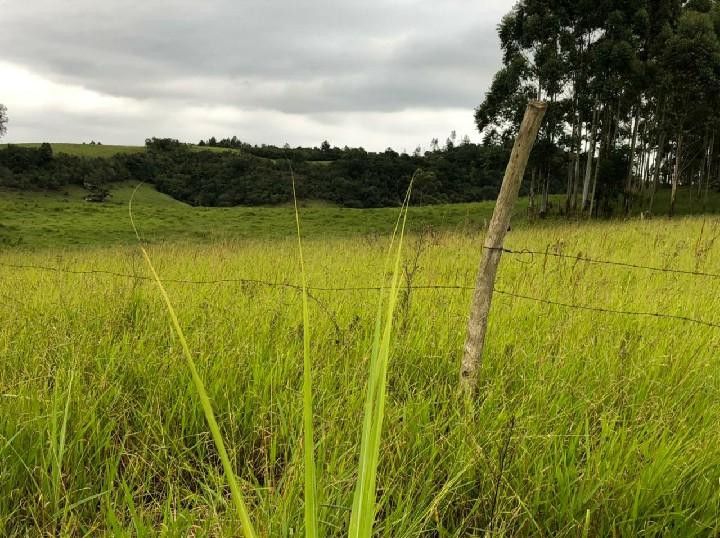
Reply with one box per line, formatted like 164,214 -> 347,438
2,185 -> 720,536
0,182 -> 521,249
1,143 -> 144,158
2,181 -> 719,250
1,142 -> 237,158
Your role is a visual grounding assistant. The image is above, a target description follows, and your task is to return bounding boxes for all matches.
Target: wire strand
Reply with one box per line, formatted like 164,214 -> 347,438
487,246 -> 720,279
2,260 -> 719,329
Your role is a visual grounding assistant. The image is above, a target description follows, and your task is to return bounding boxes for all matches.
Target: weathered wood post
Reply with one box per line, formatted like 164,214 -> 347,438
460,101 -> 547,393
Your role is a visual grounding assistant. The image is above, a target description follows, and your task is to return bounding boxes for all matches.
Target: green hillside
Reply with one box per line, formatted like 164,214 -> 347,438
0,182 -> 505,249
1,142 -> 237,157
2,181 -> 718,250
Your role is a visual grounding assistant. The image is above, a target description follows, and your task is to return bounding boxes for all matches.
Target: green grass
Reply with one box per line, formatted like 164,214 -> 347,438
128,186 -> 258,537
3,181 -> 718,251
290,167 -> 319,537
0,182 -> 511,249
349,184 -> 412,538
1,142 -> 237,158
2,184 -> 720,535
1,143 -> 145,158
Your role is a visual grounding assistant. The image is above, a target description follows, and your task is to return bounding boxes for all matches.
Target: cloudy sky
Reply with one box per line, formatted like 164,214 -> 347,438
1,0 -> 513,151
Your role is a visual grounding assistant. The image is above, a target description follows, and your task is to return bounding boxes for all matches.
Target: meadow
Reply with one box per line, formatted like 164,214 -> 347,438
0,183 -> 516,250
1,184 -> 720,536
1,180 -> 718,250
1,143 -> 235,158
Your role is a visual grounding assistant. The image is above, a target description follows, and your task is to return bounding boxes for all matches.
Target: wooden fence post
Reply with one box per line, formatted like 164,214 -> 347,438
460,101 -> 547,393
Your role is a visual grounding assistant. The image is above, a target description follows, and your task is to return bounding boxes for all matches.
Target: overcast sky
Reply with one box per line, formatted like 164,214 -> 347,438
1,0 -> 514,151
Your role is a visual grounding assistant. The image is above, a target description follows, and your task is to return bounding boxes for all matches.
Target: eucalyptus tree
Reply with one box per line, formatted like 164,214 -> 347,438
660,3 -> 720,215
476,0 -> 571,217
476,0 -> 643,216
478,0 -> 720,217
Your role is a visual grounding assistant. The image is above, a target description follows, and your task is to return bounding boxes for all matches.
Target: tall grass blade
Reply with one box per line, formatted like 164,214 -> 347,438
128,184 -> 257,538
349,177 -> 415,538
288,163 -> 319,537
51,370 -> 74,523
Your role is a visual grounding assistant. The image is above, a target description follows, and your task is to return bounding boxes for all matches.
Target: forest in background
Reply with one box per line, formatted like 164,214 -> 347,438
477,0 -> 720,217
0,138 -> 550,208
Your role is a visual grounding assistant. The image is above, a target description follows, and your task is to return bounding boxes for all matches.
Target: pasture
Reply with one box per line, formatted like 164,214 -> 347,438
1,181 -> 718,250
0,143 -> 237,159
1,185 -> 720,536
0,143 -> 145,158
0,183 -> 509,249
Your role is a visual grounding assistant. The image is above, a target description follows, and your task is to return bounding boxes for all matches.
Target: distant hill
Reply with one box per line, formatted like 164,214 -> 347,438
0,142 -> 237,157
0,180 -> 508,249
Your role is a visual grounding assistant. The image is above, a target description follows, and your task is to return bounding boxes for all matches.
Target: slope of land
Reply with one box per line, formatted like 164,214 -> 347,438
1,142 -> 237,157
0,182 -> 511,249
1,180 -> 718,250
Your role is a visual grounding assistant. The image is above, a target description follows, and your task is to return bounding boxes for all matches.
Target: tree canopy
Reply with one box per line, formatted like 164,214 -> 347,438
1,138 -> 555,208
477,0 -> 720,216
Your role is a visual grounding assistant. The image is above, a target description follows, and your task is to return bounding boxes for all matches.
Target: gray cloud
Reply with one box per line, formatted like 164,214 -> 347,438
1,0 -> 514,148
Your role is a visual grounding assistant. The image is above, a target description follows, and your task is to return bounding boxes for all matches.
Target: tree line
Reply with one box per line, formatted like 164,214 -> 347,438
0,137 -> 562,207
477,0 -> 720,217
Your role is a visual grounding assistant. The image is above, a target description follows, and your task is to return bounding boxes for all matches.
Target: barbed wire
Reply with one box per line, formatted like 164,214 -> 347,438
1,259 -> 719,329
4,241 -> 720,284
487,246 -> 720,279
491,289 -> 720,329
0,260 -> 472,291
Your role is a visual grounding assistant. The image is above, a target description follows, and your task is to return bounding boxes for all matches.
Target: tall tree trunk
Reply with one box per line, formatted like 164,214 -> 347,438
609,99 -> 621,148
705,130 -> 715,210
649,145 -> 662,214
572,122 -> 583,212
624,106 -> 640,214
565,155 -> 574,215
529,167 -> 536,219
649,104 -> 666,214
638,118 -> 649,193
603,104 -> 612,151
699,126 -> 709,199
537,75 -> 542,102
647,149 -> 654,189
670,131 -> 683,218
589,154 -> 600,218
581,106 -> 599,210
589,105 -> 611,219
540,168 -> 550,217
565,120 -> 577,214
637,138 -> 646,194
